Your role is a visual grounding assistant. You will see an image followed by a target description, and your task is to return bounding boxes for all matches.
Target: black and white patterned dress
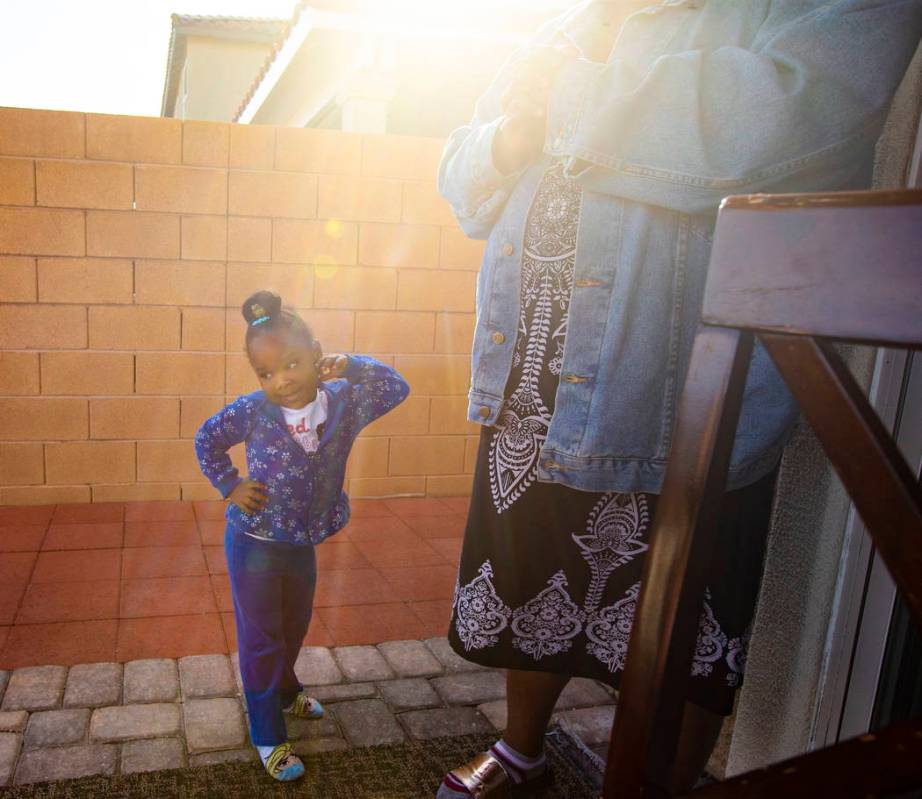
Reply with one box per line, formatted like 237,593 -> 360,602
449,164 -> 775,715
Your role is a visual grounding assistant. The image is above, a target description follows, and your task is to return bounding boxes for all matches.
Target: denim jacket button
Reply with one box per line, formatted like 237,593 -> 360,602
564,374 -> 589,384
543,460 -> 561,470
478,405 -> 491,418
491,332 -> 506,345
502,243 -> 514,256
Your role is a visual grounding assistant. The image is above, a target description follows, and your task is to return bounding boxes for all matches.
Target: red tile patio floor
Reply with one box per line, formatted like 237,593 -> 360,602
0,496 -> 469,670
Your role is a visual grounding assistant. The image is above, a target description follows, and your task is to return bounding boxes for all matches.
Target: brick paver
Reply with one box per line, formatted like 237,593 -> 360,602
286,713 -> 340,742
424,637 -> 483,673
124,659 -> 179,704
292,737 -> 349,756
556,677 -> 614,710
378,678 -> 441,712
89,703 -> 181,743
23,708 -> 89,749
63,663 -> 123,708
294,647 -> 343,686
477,699 -> 507,730
333,699 -> 406,747
334,645 -> 395,682
377,639 -> 443,678
0,734 -> 19,785
189,747 -> 257,767
306,682 -> 377,703
431,671 -> 507,706
0,711 -> 27,732
400,707 -> 494,740
183,698 -> 246,753
14,744 -> 118,785
2,666 -> 66,711
178,654 -> 235,699
121,738 -> 186,773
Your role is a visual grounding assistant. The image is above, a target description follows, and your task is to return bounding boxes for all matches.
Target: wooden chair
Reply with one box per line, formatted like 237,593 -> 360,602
602,189 -> 922,798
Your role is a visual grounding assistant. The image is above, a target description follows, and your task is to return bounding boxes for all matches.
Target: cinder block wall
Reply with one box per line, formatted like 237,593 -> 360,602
0,108 -> 485,505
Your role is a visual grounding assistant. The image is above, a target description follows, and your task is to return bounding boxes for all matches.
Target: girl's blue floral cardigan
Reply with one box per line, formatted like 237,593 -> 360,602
194,356 -> 409,545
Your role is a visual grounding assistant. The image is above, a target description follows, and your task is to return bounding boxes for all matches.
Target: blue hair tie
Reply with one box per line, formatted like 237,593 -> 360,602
251,315 -> 270,326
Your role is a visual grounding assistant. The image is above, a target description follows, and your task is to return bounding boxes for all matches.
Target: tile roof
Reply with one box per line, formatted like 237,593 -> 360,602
161,13 -> 288,117
232,2 -> 310,123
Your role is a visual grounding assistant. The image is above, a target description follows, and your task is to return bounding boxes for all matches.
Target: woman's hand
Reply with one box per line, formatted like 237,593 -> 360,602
316,354 -> 349,381
493,45 -> 573,175
228,479 -> 268,514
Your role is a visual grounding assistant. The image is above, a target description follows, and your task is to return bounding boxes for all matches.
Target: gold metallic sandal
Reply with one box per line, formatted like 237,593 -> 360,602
440,750 -> 551,797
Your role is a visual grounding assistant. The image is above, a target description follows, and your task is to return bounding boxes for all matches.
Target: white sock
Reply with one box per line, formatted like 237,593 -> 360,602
492,739 -> 546,783
256,744 -> 275,764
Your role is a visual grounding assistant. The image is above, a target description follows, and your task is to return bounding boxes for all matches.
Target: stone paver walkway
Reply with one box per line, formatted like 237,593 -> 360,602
0,638 -> 616,786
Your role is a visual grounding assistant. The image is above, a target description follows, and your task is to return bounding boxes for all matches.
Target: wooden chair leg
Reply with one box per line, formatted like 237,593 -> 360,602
760,334 -> 922,626
603,326 -> 754,799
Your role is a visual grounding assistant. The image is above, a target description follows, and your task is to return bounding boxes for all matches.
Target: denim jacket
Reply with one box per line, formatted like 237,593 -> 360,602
194,356 -> 409,545
438,0 -> 922,493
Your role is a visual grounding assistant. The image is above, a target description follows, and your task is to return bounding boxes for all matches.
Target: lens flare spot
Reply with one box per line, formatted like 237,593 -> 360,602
324,219 -> 344,239
314,254 -> 338,281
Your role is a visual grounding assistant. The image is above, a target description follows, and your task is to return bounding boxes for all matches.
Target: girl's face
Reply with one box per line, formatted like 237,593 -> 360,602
248,331 -> 322,408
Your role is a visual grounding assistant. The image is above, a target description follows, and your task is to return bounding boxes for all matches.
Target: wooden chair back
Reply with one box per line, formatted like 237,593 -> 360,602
602,189 -> 922,799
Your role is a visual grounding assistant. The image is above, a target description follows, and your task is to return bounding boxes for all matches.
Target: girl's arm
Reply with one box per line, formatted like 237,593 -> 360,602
194,395 -> 259,498
545,0 -> 922,215
326,355 -> 410,432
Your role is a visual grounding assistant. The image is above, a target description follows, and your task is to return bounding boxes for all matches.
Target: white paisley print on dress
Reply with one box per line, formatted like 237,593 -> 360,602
453,561 -> 512,652
511,570 -> 585,659
488,164 -> 579,513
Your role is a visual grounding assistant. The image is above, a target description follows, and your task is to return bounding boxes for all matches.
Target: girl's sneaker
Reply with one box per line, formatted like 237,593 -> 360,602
262,742 -> 304,782
285,693 -> 325,719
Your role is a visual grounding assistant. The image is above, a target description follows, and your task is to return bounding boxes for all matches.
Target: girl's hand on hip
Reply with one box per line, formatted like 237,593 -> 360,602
316,354 -> 348,380
228,479 -> 269,514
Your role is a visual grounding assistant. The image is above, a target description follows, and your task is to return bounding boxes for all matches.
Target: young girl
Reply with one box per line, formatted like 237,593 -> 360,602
195,290 -> 409,781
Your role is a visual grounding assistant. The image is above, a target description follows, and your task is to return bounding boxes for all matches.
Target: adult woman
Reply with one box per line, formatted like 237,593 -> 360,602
436,1 -> 922,796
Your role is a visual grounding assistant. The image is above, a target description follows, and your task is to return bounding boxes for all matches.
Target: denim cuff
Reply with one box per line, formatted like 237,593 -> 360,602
467,116 -> 527,195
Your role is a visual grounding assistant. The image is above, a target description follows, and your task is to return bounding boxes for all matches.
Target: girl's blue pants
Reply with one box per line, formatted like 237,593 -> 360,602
225,528 -> 317,746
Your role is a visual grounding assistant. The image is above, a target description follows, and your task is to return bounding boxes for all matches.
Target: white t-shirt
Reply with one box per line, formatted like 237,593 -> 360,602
281,391 -> 328,454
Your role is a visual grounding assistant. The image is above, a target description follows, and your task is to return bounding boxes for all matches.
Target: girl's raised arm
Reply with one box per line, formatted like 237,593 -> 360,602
340,355 -> 410,432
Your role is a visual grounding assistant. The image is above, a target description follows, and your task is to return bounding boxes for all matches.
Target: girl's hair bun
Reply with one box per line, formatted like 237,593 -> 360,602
242,290 -> 283,326
241,288 -> 314,352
